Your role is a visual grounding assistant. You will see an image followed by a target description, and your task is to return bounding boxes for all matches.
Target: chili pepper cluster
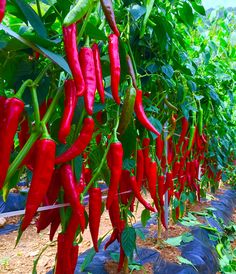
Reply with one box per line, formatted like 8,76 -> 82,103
0,1 -> 225,273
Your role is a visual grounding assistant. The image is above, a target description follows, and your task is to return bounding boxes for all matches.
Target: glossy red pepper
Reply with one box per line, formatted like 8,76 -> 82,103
108,195 -> 121,230
63,24 -> 85,96
92,43 -> 105,104
148,161 -> 160,211
134,89 -> 160,136
108,34 -> 120,105
0,0 -> 6,23
130,175 -> 155,212
119,170 -> 132,205
118,246 -> 125,272
166,172 -> 174,204
172,161 -> 180,179
55,117 -> 94,164
0,97 -> 25,189
71,245 -> 79,273
89,186 -> 102,252
49,210 -> 61,241
58,79 -> 78,144
104,228 -> 119,250
142,138 -> 150,158
60,164 -> 85,233
80,47 -> 96,115
156,134 -> 164,161
55,233 -> 66,274
21,138 -> 56,231
167,137 -> 174,165
136,149 -> 144,188
100,0 -> 120,36
106,141 -> 123,209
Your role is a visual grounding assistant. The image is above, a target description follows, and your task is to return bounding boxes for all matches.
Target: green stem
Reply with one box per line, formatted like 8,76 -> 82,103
41,123 -> 51,139
3,132 -> 40,201
77,4 -> 94,44
42,86 -> 63,124
15,79 -> 33,99
30,86 -> 40,130
82,139 -> 112,198
113,106 -> 120,141
34,63 -> 51,86
73,109 -> 86,141
36,0 -> 42,18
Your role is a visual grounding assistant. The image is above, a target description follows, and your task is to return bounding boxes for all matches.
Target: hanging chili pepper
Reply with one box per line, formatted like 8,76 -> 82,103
80,46 -> 97,115
37,169 -> 61,233
104,228 -> 119,250
89,185 -> 102,252
177,117 -> 188,148
63,24 -> 85,96
167,114 -> 177,140
58,79 -> 78,144
21,137 -> 56,231
55,117 -> 94,164
0,0 -> 6,23
60,164 -> 85,232
71,245 -> 79,273
167,137 -> 174,165
134,89 -> 160,136
118,87 -> 136,135
148,161 -> 159,211
130,175 -> 155,212
142,138 -> 150,158
92,43 -> 105,104
63,0 -> 91,26
187,124 -> 197,151
108,33 -> 120,104
0,98 -> 25,189
198,107 -> 203,136
55,233 -> 66,274
126,54 -> 137,89
118,246 -> 125,272
156,134 -> 164,161
106,141 -> 123,209
49,210 -> 61,241
108,194 -> 121,230
100,0 -> 120,36
172,161 -> 180,179
136,149 -> 144,188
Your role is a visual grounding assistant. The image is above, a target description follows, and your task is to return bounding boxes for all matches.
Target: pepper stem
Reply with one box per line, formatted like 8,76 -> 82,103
30,85 -> 40,130
113,106 -> 120,141
41,123 -> 51,140
15,79 -> 33,99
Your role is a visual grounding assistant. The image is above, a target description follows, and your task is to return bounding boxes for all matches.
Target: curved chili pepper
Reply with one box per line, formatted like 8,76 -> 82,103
63,24 -> 85,96
156,134 -> 164,161
130,175 -> 155,212
55,233 -> 66,274
80,47 -> 96,115
108,194 -> 121,230
89,186 -> 102,252
100,0 -> 120,36
71,245 -> 79,273
167,137 -> 174,165
104,228 -> 119,250
126,54 -> 137,89
108,33 -> 120,105
58,79 -> 78,144
142,138 -> 150,184
0,98 -> 25,189
148,161 -> 159,210
142,138 -> 150,158
167,114 -> 177,140
134,89 -> 160,136
21,138 -> 56,231
136,149 -> 144,188
55,117 -> 94,164
106,141 -> 123,209
198,107 -> 203,136
188,125 -> 197,151
92,43 -> 105,104
0,0 -> 6,23
60,164 -> 85,232
49,210 -> 61,241
172,161 -> 180,179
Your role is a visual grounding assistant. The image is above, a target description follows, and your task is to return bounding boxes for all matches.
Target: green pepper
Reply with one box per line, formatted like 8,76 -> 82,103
198,107 -> 203,136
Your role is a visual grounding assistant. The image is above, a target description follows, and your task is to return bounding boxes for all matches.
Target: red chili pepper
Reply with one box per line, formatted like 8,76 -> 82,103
55,233 -> 66,274
83,167 -> 92,185
177,117 -> 189,148
104,228 -> 119,250
134,89 -> 160,136
108,194 -> 121,230
0,98 -> 25,189
58,79 -> 78,144
60,164 -> 85,233
63,24 -> 85,96
55,117 -> 94,164
167,137 -> 174,165
142,138 -> 150,158
80,47 -> 96,115
37,169 -> 61,233
39,99 -> 52,119
130,175 -> 155,212
92,43 -> 105,104
156,134 -> 164,161
49,210 -> 61,241
100,0 -> 120,36
166,172 -> 174,204
119,170 -> 132,205
118,246 -> 125,272
95,111 -> 103,145
179,175 -> 186,194
148,161 -> 160,211
89,186 -> 102,252
158,175 -> 165,207
136,149 -> 144,188
0,0 -> 6,23
106,141 -> 123,209
71,245 -> 79,273
172,161 -> 180,179
161,207 -> 167,229
108,34 -> 120,105
0,96 -> 6,123
21,138 -> 56,231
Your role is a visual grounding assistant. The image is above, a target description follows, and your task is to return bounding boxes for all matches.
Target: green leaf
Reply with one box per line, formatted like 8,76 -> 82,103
179,2 -> 194,26
74,156 -> 83,182
165,236 -> 182,246
141,209 -> 151,227
84,22 -> 107,41
191,2 -> 206,16
161,64 -> 174,78
140,0 -> 155,38
177,256 -> 198,271
121,226 -> 136,259
14,0 -> 47,38
135,228 -> 146,240
129,5 -> 146,20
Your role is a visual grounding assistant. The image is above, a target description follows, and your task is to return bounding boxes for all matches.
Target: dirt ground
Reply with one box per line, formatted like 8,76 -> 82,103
0,186 -> 235,274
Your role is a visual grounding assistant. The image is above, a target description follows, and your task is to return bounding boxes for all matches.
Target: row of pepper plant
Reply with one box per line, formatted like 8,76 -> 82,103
0,0 -> 235,273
